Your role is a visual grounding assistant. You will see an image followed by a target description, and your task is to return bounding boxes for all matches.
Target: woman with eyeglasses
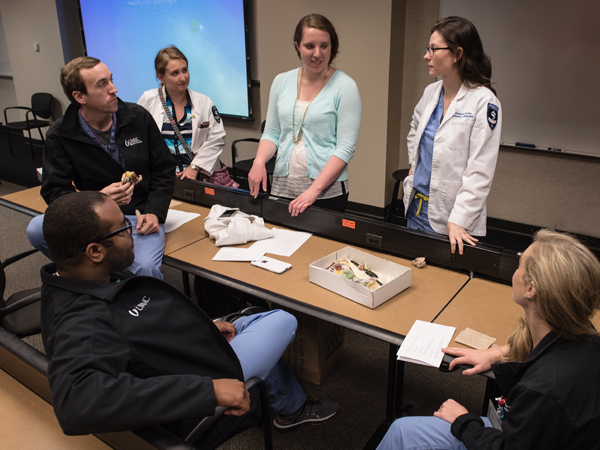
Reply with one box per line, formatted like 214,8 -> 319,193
377,229 -> 600,450
403,17 -> 501,255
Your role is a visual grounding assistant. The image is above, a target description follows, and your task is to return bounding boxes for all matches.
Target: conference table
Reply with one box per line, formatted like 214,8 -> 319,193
0,368 -> 112,450
1,186 -> 527,449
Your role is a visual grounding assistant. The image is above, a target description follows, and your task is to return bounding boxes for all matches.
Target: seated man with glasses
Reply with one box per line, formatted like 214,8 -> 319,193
27,56 -> 176,279
40,191 -> 339,445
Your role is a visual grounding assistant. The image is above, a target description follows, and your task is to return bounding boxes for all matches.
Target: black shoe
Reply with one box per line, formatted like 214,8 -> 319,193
238,305 -> 269,316
273,398 -> 339,431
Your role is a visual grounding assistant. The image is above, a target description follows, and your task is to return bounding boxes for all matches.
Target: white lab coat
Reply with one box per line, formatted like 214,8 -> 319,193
137,88 -> 226,175
403,80 -> 502,236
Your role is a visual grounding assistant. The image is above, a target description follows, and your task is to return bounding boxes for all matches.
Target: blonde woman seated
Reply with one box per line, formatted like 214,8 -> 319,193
138,46 -> 238,187
377,229 -> 600,450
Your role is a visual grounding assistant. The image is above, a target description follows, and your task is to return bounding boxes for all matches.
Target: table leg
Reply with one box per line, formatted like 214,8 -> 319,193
364,343 -> 405,449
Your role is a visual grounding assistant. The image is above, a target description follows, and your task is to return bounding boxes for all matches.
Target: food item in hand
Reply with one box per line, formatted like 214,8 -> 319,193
326,258 -> 382,290
121,171 -> 142,186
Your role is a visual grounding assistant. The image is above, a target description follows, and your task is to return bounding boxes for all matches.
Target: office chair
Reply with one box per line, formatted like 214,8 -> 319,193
0,325 -> 252,450
230,121 -> 276,192
385,169 -> 410,223
4,93 -> 54,160
0,248 -> 42,337
185,376 -> 273,450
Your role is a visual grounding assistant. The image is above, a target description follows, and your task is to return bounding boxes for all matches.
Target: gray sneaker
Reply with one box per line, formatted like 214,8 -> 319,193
273,397 -> 339,431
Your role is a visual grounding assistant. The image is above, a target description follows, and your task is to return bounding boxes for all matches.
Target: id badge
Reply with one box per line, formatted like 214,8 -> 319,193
487,399 -> 503,430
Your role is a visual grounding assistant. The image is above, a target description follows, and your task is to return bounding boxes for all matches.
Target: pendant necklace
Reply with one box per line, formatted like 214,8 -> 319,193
292,65 -> 330,144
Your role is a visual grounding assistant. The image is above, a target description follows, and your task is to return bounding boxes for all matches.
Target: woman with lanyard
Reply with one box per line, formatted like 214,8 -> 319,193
138,46 -> 238,187
377,229 -> 600,450
403,17 -> 502,254
248,14 -> 362,217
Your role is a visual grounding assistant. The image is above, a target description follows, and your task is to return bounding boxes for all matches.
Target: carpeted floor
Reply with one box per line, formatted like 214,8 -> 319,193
0,179 -> 487,449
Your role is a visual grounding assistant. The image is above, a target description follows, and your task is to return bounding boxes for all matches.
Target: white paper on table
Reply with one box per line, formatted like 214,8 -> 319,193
212,248 -> 266,262
165,209 -> 200,233
396,320 -> 456,367
249,228 -> 312,257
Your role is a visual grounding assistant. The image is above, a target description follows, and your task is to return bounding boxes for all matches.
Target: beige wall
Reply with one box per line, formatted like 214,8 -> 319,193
2,0 -> 599,237
254,0 -> 396,208
0,0 -> 67,120
0,76 -> 17,115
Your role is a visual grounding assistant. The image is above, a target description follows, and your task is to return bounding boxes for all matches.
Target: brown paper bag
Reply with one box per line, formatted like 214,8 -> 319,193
283,311 -> 345,385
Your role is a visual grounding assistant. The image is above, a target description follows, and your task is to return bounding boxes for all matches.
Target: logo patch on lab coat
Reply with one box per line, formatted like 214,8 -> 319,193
487,103 -> 499,130
212,106 -> 221,124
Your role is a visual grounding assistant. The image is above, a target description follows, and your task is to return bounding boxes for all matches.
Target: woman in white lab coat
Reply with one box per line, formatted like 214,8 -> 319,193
138,46 -> 238,187
403,17 -> 502,254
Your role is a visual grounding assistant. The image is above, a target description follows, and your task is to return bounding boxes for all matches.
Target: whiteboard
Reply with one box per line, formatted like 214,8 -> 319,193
441,0 -> 600,157
0,9 -> 11,77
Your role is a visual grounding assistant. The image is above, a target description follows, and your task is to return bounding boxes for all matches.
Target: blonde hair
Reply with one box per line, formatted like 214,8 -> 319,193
154,46 -> 188,82
507,229 -> 600,361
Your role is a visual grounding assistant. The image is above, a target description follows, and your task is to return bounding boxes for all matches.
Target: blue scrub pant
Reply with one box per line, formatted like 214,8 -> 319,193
406,193 -> 435,233
376,416 -> 492,450
231,310 -> 307,415
26,214 -> 165,279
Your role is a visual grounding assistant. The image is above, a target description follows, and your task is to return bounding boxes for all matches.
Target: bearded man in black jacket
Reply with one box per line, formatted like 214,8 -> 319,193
40,191 -> 339,444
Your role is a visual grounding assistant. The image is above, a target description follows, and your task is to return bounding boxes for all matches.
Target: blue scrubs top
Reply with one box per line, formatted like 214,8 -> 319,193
407,88 -> 444,233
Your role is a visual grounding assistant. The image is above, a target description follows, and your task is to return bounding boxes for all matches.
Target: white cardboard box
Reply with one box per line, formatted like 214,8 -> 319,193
309,246 -> 412,309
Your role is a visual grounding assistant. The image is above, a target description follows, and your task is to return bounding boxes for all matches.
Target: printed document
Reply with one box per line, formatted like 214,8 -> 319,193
397,320 -> 456,367
213,248 -> 266,262
249,228 -> 312,257
165,209 -> 200,233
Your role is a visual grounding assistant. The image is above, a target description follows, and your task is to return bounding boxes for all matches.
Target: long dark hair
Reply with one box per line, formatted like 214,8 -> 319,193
432,17 -> 495,95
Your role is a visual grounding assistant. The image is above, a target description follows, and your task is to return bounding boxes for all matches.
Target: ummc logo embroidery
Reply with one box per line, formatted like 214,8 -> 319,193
125,137 -> 143,147
128,296 -> 150,317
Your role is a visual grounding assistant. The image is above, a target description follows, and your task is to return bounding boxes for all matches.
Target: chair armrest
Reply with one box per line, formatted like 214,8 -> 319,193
184,377 -> 265,444
4,106 -> 33,123
1,249 -> 39,270
135,424 -> 201,450
231,138 -> 260,165
0,291 -> 41,317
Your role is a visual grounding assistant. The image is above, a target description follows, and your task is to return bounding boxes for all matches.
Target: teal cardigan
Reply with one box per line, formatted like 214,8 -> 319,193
261,68 -> 362,181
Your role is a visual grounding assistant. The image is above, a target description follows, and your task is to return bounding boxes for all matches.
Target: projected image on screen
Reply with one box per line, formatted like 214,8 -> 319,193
79,0 -> 250,118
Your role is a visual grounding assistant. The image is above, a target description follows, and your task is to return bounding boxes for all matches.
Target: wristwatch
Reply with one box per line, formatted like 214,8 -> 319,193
190,164 -> 199,172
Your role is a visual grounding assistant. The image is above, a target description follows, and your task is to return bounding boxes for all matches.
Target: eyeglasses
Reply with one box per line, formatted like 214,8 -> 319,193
426,46 -> 451,55
80,217 -> 132,252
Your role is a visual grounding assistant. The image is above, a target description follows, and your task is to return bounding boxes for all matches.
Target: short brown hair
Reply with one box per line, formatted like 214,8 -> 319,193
60,56 -> 101,104
293,14 -> 339,63
154,46 -> 188,82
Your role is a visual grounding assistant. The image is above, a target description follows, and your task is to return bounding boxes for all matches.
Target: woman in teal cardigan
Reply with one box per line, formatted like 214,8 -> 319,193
248,14 -> 362,216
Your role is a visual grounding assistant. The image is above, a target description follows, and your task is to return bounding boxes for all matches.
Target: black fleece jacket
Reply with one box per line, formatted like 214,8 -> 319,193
40,263 -> 243,437
451,330 -> 600,450
40,99 -> 176,223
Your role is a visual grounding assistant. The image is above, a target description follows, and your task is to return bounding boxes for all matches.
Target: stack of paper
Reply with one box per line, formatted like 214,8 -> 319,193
397,320 -> 456,367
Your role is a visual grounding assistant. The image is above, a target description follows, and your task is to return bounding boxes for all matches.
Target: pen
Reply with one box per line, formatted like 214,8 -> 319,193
501,142 -> 565,153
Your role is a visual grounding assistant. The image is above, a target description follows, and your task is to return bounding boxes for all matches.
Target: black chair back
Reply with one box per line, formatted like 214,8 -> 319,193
31,93 -> 54,119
